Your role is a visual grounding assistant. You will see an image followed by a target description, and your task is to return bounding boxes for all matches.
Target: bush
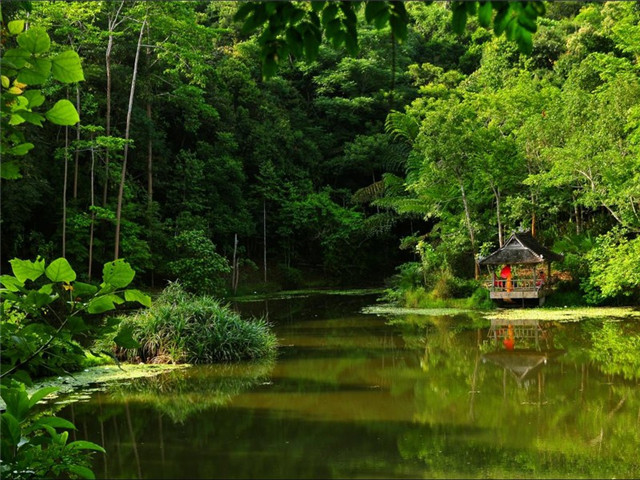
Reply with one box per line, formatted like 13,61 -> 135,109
105,283 -> 277,363
468,286 -> 494,310
278,264 -> 304,290
167,230 -> 231,296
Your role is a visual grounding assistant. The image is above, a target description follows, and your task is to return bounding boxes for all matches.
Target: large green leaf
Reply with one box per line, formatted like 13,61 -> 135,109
3,48 -> 30,69
0,275 -> 25,292
114,326 -> 141,349
1,386 -> 30,422
45,257 -> 77,283
102,259 -> 135,288
124,289 -> 151,307
32,416 -> 76,430
28,387 -> 59,408
17,27 -> 51,55
67,465 -> 96,480
7,20 -> 25,35
1,413 -> 21,447
45,99 -> 79,125
87,294 -> 124,314
0,161 -> 22,180
17,59 -> 51,85
14,111 -> 45,127
51,51 -> 84,83
67,440 -> 106,453
10,257 -> 45,282
23,90 -> 45,108
73,282 -> 98,299
8,143 -> 34,156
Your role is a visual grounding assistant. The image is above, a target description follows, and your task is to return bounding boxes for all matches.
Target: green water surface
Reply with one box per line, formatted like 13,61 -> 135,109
60,295 -> 640,479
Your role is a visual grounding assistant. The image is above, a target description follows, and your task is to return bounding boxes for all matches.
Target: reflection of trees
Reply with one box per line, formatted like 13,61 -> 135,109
107,361 -> 276,423
56,310 -> 639,479
397,316 -> 640,478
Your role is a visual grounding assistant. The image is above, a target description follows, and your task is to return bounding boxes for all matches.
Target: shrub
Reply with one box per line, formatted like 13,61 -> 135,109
167,230 -> 231,296
105,283 -> 277,363
279,264 -> 304,290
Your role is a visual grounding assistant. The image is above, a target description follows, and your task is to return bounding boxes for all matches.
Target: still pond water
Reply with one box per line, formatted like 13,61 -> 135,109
60,294 -> 640,479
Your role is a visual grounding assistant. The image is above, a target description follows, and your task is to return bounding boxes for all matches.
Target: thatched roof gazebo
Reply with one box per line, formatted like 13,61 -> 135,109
478,231 -> 564,305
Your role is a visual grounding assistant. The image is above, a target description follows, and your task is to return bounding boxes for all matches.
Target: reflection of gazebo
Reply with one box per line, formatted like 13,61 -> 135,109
478,231 -> 564,305
482,349 -> 565,383
487,318 -> 549,349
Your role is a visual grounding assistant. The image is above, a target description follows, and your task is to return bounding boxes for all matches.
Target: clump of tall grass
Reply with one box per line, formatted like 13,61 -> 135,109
104,283 -> 277,364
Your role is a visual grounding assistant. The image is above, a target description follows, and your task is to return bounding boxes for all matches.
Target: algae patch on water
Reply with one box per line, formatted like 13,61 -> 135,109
362,305 -> 474,317
484,307 -> 640,322
1,363 -> 189,410
363,304 -> 640,324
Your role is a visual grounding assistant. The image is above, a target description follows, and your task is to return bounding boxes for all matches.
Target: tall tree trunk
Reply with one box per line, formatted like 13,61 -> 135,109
114,19 -> 146,260
147,101 -> 153,207
232,233 -> 238,294
530,191 -> 537,237
491,184 -> 503,247
62,125 -> 70,258
459,182 -> 479,279
263,200 -> 267,283
103,0 -> 124,207
103,30 -> 112,207
88,137 -> 96,280
73,85 -> 81,199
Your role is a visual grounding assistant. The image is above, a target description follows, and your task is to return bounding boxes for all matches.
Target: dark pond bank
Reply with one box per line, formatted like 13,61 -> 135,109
58,294 -> 640,479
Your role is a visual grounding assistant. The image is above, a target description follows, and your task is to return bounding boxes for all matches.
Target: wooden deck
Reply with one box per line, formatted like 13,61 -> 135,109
487,276 -> 548,302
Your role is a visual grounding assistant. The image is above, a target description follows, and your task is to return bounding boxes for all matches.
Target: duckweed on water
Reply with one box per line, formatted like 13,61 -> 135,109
484,306 -> 640,322
0,364 -> 187,410
364,304 -> 640,323
362,305 -> 474,317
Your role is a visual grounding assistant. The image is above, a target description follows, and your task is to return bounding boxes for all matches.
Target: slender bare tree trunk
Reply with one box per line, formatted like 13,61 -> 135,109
103,1 -> 124,206
88,137 -> 96,280
263,200 -> 267,283
147,102 -> 153,206
530,192 -> 537,237
73,85 -> 81,199
232,233 -> 238,294
491,184 -> 503,247
103,29 -> 113,206
114,19 -> 146,260
62,125 -> 69,258
459,182 -> 479,279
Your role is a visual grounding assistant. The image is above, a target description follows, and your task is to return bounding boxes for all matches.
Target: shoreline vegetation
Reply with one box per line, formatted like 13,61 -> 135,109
23,290 -> 638,412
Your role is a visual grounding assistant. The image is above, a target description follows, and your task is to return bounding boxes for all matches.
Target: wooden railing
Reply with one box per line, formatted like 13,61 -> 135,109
487,276 -> 545,292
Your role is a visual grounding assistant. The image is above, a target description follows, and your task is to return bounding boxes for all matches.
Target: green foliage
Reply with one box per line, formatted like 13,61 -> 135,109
0,257 -> 148,380
0,20 -> 83,179
105,283 -> 277,363
0,381 -> 104,479
583,229 -> 640,304
167,230 -> 231,296
235,1 -> 544,78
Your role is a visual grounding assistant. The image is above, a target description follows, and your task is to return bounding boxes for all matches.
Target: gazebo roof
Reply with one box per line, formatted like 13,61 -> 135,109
478,231 -> 564,266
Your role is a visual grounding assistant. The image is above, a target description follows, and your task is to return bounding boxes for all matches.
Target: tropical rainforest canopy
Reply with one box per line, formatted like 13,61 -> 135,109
2,1 -> 639,303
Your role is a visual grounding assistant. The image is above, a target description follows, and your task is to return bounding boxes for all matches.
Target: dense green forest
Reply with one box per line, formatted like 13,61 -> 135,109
2,1 -> 639,303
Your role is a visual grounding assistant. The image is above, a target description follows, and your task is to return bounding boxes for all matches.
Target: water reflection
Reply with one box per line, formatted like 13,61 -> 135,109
58,296 -> 640,479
